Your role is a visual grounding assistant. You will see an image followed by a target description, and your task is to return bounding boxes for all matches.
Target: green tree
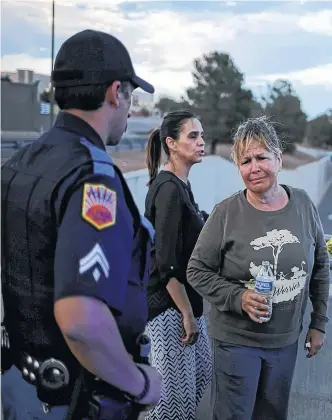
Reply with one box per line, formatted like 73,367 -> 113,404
155,96 -> 191,115
39,88 -> 51,103
307,110 -> 332,149
250,98 -> 264,118
186,52 -> 254,154
140,107 -> 151,117
1,74 -> 12,82
264,80 -> 307,153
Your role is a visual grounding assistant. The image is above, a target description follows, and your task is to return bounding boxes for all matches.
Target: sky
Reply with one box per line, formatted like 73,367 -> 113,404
1,0 -> 332,119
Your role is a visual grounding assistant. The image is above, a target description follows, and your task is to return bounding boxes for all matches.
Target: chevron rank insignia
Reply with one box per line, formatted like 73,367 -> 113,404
82,183 -> 116,230
79,243 -> 110,282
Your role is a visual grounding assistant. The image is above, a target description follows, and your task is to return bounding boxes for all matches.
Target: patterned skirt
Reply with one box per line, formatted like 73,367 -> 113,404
144,308 -> 212,420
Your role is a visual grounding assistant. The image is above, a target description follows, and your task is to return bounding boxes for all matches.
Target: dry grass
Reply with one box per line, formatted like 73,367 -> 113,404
281,150 -> 319,169
1,145 -> 319,173
110,145 -> 319,173
111,150 -> 148,173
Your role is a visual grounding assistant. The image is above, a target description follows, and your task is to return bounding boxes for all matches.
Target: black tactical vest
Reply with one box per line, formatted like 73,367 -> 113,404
1,133 -> 153,368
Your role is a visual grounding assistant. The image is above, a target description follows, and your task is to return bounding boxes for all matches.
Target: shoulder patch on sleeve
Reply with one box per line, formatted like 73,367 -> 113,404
82,183 -> 117,230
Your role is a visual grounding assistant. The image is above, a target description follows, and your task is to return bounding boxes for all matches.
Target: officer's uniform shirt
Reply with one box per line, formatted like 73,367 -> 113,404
1,112 -> 154,365
54,114 -> 138,315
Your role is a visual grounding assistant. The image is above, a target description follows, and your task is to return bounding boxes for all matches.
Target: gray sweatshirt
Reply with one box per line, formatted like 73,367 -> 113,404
187,185 -> 330,348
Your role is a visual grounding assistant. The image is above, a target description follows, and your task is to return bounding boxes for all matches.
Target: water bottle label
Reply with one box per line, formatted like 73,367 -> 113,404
255,279 -> 273,293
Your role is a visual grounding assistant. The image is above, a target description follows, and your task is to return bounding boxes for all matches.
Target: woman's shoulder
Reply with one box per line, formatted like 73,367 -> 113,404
149,171 -> 179,187
146,172 -> 184,206
283,184 -> 313,205
153,172 -> 182,194
215,190 -> 243,210
208,190 -> 243,218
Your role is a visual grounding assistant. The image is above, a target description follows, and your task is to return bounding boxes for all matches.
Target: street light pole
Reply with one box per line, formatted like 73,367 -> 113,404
49,0 -> 55,127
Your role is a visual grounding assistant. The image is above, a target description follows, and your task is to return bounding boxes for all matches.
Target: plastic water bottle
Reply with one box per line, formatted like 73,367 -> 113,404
254,261 -> 275,322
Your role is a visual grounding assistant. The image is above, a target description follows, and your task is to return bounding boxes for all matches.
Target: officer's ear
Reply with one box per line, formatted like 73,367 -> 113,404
105,81 -> 121,109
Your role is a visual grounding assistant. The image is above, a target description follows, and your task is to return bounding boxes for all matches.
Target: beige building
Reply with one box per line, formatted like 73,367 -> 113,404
1,69 -> 50,96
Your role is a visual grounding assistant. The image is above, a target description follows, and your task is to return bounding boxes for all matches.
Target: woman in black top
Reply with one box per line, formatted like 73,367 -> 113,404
143,110 -> 212,420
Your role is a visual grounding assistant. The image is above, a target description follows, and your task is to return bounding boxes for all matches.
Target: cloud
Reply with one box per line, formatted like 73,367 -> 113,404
298,9 -> 332,36
1,53 -> 52,75
246,63 -> 332,90
2,1 -> 331,115
0,52 -> 193,99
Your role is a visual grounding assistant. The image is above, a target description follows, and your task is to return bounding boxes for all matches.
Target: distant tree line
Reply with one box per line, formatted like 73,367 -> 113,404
39,88 -> 51,103
154,52 -> 332,154
1,74 -> 12,82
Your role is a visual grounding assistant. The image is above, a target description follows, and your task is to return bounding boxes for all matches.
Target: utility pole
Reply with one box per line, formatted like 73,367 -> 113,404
49,0 -> 55,127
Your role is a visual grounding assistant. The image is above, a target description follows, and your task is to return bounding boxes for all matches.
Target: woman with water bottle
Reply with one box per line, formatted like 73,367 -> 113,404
187,116 -> 330,420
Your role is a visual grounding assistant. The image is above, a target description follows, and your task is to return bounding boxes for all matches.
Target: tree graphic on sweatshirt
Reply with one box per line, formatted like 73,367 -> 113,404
248,229 -> 307,303
250,229 -> 299,277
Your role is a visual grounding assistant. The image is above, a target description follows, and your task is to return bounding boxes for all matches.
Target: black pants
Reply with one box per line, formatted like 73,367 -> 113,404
2,366 -> 68,419
2,366 -> 141,420
210,339 -> 298,420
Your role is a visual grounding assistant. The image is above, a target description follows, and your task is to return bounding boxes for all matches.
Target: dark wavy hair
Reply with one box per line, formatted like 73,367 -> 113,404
145,110 -> 196,186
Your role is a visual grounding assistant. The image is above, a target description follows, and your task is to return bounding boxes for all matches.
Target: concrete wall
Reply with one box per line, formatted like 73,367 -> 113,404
297,145 -> 332,159
124,155 -> 332,214
1,80 -> 40,131
279,156 -> 332,206
1,79 -> 57,133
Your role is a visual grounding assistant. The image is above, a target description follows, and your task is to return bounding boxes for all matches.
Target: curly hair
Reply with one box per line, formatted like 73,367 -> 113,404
231,116 -> 283,166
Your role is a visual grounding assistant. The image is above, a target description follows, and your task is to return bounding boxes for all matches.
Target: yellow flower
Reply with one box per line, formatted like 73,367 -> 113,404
327,237 -> 332,257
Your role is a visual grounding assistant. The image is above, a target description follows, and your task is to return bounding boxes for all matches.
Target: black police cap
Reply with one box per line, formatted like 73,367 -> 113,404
51,29 -> 154,94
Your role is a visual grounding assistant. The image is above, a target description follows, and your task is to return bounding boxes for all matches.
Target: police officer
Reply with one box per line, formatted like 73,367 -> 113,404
1,29 -> 161,420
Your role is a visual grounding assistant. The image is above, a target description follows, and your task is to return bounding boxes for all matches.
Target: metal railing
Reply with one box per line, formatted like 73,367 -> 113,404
1,133 -> 148,157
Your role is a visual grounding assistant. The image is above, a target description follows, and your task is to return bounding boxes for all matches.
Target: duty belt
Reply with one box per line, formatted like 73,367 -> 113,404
17,352 -> 73,412
17,334 -> 151,415
19,333 -> 150,388
19,352 -> 70,390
